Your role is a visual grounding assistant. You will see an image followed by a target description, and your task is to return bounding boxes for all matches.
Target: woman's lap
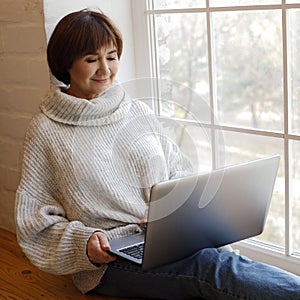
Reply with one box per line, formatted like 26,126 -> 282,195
92,248 -> 300,300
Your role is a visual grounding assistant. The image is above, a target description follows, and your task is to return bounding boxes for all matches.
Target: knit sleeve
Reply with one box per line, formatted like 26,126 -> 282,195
132,100 -> 194,180
163,135 -> 194,180
15,116 -> 103,275
150,114 -> 194,179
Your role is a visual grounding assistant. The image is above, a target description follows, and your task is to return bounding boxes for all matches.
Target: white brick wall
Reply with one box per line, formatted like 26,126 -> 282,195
0,0 -> 49,231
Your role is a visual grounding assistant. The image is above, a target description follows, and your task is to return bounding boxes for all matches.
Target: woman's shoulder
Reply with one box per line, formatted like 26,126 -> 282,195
24,112 -> 57,144
129,99 -> 155,116
28,112 -> 53,130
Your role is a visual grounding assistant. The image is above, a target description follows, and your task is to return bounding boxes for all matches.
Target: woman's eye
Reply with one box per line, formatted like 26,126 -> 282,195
86,58 -> 98,63
107,57 -> 117,61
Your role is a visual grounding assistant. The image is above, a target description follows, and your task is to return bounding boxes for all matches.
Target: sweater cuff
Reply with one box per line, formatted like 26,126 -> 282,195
100,224 -> 143,241
72,224 -> 104,270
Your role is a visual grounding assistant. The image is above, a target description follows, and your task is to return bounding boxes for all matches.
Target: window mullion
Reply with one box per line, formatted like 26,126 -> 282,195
282,0 -> 292,256
147,0 -> 161,115
206,2 -> 219,169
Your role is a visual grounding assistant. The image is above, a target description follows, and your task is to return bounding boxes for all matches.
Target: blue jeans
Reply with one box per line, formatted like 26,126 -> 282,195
92,248 -> 300,299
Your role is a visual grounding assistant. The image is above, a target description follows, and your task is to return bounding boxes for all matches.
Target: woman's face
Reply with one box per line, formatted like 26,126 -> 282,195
68,44 -> 119,100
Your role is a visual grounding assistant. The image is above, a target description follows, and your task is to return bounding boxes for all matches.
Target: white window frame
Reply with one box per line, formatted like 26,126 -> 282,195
131,0 -> 300,275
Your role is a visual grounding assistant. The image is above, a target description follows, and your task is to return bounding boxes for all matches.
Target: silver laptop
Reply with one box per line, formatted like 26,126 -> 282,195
109,155 -> 280,270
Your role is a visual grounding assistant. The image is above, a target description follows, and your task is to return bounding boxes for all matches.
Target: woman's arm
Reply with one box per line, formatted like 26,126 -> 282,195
15,116 -> 134,275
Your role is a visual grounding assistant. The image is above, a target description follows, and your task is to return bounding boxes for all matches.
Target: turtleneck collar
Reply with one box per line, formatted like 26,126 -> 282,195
40,84 -> 131,126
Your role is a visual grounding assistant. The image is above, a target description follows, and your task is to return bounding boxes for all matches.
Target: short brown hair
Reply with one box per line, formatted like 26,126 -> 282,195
47,10 -> 123,85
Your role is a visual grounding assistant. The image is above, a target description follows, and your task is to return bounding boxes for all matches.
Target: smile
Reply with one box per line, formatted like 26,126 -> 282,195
92,78 -> 109,83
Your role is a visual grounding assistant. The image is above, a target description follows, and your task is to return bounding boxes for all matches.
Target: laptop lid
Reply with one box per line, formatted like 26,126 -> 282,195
141,155 -> 280,270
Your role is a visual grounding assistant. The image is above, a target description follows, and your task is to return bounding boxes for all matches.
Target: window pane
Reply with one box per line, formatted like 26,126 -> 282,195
213,10 -> 283,131
286,1 -> 300,4
153,0 -> 205,9
288,9 -> 300,134
290,140 -> 300,254
159,117 -> 213,172
219,131 -> 285,247
154,13 -> 210,122
210,0 -> 281,6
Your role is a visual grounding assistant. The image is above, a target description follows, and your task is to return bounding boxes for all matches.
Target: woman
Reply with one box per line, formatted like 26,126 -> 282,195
16,9 -> 300,299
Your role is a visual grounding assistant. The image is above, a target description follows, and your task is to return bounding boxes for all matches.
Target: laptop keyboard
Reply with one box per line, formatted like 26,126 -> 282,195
119,242 -> 144,259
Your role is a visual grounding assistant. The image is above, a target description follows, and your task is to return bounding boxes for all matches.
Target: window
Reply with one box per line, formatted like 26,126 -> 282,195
132,0 -> 300,274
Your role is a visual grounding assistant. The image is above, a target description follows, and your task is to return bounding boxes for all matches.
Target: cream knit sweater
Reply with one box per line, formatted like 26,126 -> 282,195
15,84 -> 192,293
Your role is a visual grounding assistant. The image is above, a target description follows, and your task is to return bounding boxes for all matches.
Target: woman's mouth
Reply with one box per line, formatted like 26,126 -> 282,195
92,78 -> 109,84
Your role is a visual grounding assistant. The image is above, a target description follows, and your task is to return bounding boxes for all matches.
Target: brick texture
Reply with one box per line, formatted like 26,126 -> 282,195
0,0 -> 49,232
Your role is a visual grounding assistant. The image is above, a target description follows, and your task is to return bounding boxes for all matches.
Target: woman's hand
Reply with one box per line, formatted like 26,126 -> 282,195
140,208 -> 148,227
87,232 -> 116,264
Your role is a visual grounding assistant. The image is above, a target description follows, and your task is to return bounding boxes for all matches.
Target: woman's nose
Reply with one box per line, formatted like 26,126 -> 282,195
97,60 -> 110,75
